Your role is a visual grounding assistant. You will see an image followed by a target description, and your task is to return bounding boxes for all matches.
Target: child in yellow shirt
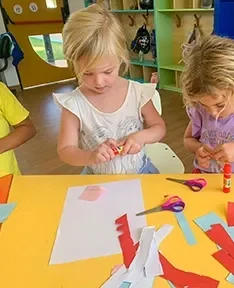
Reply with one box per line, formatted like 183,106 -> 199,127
0,82 -> 36,177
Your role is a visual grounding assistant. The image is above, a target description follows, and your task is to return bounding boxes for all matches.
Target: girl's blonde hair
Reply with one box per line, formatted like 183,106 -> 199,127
62,4 -> 129,81
181,35 -> 234,106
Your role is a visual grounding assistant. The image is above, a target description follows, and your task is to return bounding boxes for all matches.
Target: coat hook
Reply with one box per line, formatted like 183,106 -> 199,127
128,15 -> 135,27
194,14 -> 200,27
174,14 -> 181,28
142,14 -> 148,26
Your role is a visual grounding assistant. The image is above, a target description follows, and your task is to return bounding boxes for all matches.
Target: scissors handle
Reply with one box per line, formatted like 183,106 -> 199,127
185,178 -> 207,192
161,196 -> 185,212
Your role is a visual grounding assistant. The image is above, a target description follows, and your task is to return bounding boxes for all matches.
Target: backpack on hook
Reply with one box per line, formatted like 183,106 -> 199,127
131,25 -> 151,54
179,24 -> 202,64
0,34 -> 11,72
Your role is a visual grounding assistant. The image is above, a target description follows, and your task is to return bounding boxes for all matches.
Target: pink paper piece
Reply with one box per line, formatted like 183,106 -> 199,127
78,186 -> 106,201
111,264 -> 123,276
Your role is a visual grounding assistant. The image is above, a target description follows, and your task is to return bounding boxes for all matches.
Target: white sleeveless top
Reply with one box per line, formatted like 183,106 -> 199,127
53,80 -> 155,174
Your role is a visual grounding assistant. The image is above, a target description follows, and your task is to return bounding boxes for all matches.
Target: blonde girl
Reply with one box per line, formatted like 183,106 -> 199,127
54,4 -> 166,174
182,35 -> 234,173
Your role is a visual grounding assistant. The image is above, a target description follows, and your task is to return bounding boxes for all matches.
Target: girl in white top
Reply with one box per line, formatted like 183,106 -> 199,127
54,4 -> 166,174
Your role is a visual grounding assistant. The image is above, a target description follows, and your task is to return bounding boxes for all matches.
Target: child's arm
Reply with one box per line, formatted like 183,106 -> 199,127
184,121 -> 213,169
58,108 -> 115,166
0,118 -> 36,154
140,100 -> 166,143
184,122 -> 203,153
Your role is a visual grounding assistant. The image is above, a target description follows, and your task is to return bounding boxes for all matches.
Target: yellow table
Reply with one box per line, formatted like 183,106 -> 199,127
0,174 -> 233,287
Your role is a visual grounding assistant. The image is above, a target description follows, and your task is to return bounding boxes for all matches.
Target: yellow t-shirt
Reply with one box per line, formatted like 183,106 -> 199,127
0,83 -> 29,177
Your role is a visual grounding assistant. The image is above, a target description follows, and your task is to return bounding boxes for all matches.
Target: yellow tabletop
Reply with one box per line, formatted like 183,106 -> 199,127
0,174 -> 233,287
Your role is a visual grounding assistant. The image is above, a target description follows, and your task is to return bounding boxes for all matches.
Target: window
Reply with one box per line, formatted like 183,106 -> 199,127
45,0 -> 57,8
29,33 -> 67,68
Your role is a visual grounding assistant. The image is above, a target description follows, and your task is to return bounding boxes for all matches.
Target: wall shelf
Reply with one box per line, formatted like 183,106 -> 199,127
158,8 -> 214,12
112,9 -> 154,13
130,58 -> 157,67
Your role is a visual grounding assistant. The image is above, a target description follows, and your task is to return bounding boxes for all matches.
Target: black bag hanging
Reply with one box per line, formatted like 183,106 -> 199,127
139,0 -> 154,10
0,35 -> 11,72
131,24 -> 151,54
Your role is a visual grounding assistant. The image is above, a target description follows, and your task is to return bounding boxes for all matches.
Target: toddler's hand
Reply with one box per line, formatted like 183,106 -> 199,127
118,132 -> 144,156
196,144 -> 213,169
89,139 -> 116,164
213,143 -> 234,164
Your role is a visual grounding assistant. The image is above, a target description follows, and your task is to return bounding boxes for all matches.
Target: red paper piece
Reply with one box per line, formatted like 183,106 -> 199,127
159,253 -> 219,288
205,224 -> 234,259
227,202 -> 234,227
115,214 -> 139,268
213,249 -> 234,274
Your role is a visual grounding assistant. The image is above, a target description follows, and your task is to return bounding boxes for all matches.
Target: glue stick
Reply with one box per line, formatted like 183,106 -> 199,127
223,163 -> 232,193
111,146 -> 124,156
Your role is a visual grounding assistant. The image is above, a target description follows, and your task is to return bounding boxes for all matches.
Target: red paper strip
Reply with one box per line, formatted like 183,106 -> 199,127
205,224 -> 234,259
227,202 -> 234,227
159,253 -> 219,288
213,249 -> 234,274
115,214 -> 138,268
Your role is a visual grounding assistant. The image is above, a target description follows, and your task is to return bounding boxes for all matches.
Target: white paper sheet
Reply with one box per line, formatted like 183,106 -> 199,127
50,179 -> 146,264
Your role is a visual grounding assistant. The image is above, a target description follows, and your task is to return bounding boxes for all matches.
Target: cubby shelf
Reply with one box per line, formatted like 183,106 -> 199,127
160,84 -> 182,92
130,58 -> 157,67
112,9 -> 154,13
158,8 -> 214,12
155,0 -> 214,93
160,64 -> 184,71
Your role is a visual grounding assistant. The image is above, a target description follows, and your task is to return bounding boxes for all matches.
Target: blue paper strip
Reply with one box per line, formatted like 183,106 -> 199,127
0,203 -> 16,223
174,211 -> 197,245
226,273 -> 234,284
119,282 -> 131,288
194,212 -> 234,283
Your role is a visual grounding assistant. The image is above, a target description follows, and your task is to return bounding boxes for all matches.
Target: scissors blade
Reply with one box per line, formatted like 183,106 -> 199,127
166,178 -> 185,184
136,206 -> 162,216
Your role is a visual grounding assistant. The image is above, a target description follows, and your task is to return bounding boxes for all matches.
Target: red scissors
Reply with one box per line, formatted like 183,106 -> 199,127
166,177 -> 207,192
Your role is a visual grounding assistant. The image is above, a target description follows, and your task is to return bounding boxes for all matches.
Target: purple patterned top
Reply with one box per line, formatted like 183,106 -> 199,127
187,105 -> 234,173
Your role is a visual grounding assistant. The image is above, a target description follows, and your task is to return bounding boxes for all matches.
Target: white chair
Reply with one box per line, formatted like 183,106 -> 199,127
143,83 -> 185,174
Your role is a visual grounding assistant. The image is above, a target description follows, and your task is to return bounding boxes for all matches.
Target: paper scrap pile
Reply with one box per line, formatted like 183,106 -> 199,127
101,214 -> 219,288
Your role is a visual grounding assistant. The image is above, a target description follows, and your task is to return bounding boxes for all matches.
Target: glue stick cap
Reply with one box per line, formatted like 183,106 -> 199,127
224,163 -> 232,174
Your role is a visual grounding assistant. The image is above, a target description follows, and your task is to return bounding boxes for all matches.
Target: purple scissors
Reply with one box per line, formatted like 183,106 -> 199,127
166,177 -> 207,192
136,196 -> 185,216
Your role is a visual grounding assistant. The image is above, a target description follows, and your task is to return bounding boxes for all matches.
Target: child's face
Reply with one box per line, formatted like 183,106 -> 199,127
199,90 -> 234,118
79,56 -> 120,94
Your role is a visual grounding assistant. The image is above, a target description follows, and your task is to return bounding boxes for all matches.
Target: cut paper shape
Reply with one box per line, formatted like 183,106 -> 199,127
226,273 -> 234,284
213,249 -> 234,274
227,202 -> 234,227
0,174 -> 13,204
78,185 -> 106,201
194,212 -> 234,283
119,282 -> 131,288
115,214 -> 139,268
205,224 -> 234,259
0,203 -> 16,223
102,222 -> 174,287
174,211 -> 197,245
126,226 -> 162,283
50,179 -> 147,264
111,264 -> 123,276
159,253 -> 219,288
